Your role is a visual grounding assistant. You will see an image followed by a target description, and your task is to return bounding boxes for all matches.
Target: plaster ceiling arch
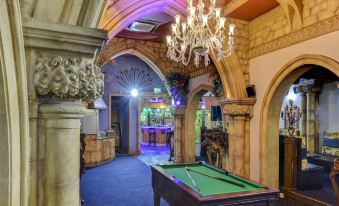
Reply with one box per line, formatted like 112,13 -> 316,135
109,48 -> 172,96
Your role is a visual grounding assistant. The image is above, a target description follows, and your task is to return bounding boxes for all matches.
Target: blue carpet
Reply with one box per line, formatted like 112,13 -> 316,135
80,156 -> 168,206
81,156 -> 296,206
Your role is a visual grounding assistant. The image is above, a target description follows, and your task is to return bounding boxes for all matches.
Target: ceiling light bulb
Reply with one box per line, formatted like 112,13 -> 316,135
182,22 -> 187,32
202,15 -> 208,26
172,24 -> 177,33
166,36 -> 172,44
175,15 -> 180,24
229,24 -> 235,35
187,17 -> 193,26
219,17 -> 226,28
131,89 -> 138,97
190,7 -> 196,16
215,8 -> 221,18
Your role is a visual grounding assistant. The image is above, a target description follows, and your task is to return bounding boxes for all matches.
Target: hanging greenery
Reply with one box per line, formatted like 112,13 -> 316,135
165,72 -> 190,105
212,75 -> 224,98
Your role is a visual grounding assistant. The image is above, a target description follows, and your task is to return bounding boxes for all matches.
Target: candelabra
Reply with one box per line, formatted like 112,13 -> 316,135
281,99 -> 302,137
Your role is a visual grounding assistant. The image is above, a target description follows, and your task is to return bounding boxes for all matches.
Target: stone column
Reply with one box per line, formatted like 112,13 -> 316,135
39,101 -> 85,206
299,92 -> 307,140
233,116 -> 247,176
32,55 -> 104,206
306,89 -> 317,154
24,19 -> 107,206
173,106 -> 185,163
220,98 -> 255,178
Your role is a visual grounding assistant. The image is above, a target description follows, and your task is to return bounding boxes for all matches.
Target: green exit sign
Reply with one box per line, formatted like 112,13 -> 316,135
153,88 -> 161,94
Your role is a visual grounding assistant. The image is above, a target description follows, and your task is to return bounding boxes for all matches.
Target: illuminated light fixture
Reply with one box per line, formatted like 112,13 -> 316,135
287,88 -> 296,101
176,100 -> 181,106
131,88 -> 138,97
166,0 -> 235,67
202,105 -> 206,109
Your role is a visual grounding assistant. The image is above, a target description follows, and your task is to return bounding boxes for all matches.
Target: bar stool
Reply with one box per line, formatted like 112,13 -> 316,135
149,128 -> 156,146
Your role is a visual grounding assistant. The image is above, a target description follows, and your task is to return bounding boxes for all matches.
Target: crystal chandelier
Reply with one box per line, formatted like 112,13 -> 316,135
166,0 -> 235,67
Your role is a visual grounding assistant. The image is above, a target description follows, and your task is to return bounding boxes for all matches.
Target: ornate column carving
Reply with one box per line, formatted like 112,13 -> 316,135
33,56 -> 104,102
24,19 -> 107,206
33,56 -> 104,206
173,106 -> 186,163
220,98 -> 256,178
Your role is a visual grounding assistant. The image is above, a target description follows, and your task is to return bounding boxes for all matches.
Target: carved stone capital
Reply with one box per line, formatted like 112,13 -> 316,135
220,98 -> 256,118
172,106 -> 186,117
33,56 -> 104,102
295,79 -> 322,95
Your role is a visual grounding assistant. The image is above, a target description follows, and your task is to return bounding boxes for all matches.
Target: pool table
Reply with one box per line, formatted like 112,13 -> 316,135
151,162 -> 279,206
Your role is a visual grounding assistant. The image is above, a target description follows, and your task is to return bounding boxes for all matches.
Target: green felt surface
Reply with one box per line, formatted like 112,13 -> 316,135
160,163 -> 262,197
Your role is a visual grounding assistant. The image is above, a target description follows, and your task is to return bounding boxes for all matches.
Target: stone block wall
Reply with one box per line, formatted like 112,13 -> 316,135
231,19 -> 250,84
303,0 -> 339,26
248,1 -> 339,58
249,7 -> 291,49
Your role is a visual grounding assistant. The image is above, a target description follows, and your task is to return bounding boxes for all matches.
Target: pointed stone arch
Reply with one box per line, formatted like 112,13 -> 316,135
259,54 -> 339,187
0,0 -> 30,205
100,43 -> 171,95
184,84 -> 215,162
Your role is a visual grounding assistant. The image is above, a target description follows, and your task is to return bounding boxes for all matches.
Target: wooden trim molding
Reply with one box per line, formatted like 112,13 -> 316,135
250,15 -> 339,58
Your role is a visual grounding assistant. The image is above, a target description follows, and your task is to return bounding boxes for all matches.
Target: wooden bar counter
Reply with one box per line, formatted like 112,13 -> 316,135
84,134 -> 115,167
141,126 -> 171,145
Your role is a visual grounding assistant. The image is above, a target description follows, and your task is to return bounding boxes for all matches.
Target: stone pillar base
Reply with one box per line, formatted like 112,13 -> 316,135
39,101 -> 85,206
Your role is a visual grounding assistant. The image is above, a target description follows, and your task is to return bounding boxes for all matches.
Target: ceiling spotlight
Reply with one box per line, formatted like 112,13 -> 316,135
131,89 -> 138,97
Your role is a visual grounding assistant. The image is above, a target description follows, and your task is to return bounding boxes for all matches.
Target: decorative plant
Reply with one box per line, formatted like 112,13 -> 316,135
212,75 -> 224,98
201,129 -> 228,168
165,72 -> 190,105
201,129 -> 228,152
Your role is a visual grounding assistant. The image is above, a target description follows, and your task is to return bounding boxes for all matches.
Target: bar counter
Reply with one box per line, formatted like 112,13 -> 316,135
141,126 -> 172,145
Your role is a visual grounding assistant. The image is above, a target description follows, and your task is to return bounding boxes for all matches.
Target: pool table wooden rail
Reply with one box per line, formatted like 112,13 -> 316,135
151,163 -> 279,206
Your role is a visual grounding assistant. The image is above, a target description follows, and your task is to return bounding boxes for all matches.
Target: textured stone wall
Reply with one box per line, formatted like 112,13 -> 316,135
231,19 -> 250,84
303,0 -> 339,26
249,7 -> 291,50
249,1 -> 339,58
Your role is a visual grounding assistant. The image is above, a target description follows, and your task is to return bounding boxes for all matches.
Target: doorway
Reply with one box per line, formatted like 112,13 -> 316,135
261,57 -> 339,205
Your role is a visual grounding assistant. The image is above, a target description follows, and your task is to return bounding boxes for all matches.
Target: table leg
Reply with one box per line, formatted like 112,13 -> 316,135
329,171 -> 339,205
154,192 -> 160,206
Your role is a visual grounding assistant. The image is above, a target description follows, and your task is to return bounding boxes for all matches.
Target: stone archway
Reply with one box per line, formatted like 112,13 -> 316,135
98,0 -> 248,100
184,84 -> 215,162
102,45 -> 171,95
259,54 -> 339,187
0,0 -> 30,205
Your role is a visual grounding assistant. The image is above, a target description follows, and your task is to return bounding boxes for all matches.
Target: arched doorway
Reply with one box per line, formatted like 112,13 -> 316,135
260,54 -> 339,188
93,52 -> 173,165
184,84 -> 224,163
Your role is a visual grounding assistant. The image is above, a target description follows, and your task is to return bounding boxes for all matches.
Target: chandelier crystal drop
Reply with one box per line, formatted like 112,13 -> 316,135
166,0 -> 235,67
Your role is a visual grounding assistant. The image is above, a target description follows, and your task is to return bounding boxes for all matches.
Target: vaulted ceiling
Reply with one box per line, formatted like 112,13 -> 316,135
112,0 -> 280,42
